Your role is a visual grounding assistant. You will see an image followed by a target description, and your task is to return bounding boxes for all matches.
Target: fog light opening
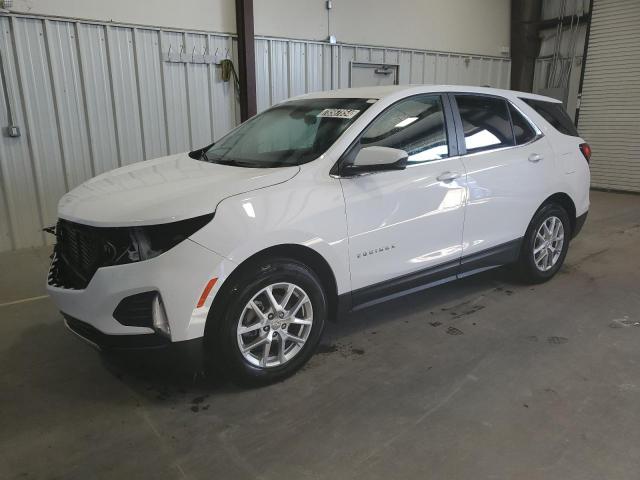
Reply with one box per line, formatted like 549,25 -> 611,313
152,294 -> 171,338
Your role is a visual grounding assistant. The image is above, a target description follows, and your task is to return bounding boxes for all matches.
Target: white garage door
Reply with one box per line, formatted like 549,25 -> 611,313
578,0 -> 640,192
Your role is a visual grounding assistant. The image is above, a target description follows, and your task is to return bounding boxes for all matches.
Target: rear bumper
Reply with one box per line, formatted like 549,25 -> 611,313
573,211 -> 588,238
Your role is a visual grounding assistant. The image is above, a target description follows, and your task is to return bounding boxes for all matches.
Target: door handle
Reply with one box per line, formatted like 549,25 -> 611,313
528,153 -> 543,163
437,171 -> 461,182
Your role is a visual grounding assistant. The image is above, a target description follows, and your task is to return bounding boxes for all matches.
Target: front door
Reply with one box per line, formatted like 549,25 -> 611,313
339,94 -> 466,307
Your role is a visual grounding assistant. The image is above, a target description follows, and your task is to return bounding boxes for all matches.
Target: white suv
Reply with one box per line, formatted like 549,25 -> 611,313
47,85 -> 590,385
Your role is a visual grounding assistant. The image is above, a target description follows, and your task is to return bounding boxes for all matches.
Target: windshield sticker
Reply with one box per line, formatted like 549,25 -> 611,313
317,108 -> 361,119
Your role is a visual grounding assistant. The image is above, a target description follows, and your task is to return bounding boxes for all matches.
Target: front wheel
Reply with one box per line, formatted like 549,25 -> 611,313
516,203 -> 571,284
206,258 -> 327,386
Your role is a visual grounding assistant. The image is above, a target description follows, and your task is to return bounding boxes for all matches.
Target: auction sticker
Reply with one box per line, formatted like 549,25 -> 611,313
317,108 -> 360,119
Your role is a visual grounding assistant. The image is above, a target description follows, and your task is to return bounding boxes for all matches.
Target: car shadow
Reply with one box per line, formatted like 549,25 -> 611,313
0,265 -> 520,410
327,265 -> 516,337
101,265 -> 519,400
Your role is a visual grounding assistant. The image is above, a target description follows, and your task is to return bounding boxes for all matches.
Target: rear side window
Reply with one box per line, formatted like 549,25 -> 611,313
509,104 -> 537,145
521,98 -> 579,137
455,95 -> 514,154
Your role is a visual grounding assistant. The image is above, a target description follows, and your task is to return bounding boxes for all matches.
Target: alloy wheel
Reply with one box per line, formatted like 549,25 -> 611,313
236,282 -> 313,368
533,216 -> 565,272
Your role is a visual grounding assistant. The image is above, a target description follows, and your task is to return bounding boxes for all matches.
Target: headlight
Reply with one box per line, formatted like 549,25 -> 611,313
129,213 -> 214,261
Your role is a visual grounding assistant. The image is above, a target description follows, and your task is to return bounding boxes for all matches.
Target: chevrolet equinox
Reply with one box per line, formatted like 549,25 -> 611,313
47,85 -> 590,385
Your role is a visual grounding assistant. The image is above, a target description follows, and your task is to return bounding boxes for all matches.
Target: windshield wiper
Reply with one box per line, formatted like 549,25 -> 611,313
213,159 -> 259,168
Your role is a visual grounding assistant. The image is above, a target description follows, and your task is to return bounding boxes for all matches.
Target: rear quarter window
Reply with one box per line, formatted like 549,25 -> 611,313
521,98 -> 579,137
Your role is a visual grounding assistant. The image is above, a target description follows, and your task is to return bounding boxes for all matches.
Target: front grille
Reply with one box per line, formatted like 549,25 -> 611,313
48,220 -> 132,290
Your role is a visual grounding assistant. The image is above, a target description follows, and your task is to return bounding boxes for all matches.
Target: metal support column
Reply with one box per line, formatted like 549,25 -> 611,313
510,0 -> 542,92
235,0 -> 257,121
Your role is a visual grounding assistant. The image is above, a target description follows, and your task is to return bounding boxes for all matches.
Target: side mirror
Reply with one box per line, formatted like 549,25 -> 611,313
343,146 -> 408,176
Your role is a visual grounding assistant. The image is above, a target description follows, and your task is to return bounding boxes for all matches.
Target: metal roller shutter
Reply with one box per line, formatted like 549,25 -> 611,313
578,0 -> 640,192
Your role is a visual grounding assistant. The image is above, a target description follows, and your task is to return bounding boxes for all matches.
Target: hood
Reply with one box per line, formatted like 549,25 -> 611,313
58,153 -> 299,227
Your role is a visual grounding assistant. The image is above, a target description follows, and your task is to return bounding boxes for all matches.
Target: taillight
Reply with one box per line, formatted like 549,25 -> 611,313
579,143 -> 592,163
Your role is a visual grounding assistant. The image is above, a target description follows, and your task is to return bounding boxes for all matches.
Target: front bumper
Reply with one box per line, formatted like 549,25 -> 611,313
64,315 -> 205,371
47,238 -> 236,343
64,315 -> 171,349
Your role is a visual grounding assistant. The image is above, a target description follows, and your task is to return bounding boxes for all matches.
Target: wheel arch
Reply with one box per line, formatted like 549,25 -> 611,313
205,244 -> 340,338
539,192 -> 577,234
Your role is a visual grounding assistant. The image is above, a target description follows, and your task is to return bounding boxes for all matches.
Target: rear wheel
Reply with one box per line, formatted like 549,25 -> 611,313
516,203 -> 571,284
206,258 -> 326,386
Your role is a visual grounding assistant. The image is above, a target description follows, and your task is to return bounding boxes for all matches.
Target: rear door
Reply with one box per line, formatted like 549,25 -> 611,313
450,94 -> 556,267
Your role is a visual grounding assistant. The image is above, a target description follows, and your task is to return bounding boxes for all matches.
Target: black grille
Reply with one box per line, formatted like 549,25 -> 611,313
48,220 -> 132,290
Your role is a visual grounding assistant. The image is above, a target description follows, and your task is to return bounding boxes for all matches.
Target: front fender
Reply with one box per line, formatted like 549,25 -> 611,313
190,172 -> 351,295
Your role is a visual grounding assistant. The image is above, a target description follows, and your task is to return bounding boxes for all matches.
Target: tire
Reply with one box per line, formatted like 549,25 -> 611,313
516,203 -> 571,284
205,257 -> 327,387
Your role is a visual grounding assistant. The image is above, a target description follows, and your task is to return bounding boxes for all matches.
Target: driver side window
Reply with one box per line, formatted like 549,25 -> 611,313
355,95 -> 450,164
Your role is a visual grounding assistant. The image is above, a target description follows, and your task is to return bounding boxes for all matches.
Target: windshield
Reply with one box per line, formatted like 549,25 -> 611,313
203,98 -> 373,168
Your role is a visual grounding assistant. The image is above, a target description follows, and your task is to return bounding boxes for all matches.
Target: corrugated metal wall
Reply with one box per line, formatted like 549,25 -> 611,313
254,37 -> 512,112
533,0 -> 590,121
578,0 -> 640,193
0,13 -> 511,252
0,14 -> 238,251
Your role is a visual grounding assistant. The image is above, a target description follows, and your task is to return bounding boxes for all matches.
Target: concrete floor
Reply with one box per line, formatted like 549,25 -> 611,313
1,190 -> 640,480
